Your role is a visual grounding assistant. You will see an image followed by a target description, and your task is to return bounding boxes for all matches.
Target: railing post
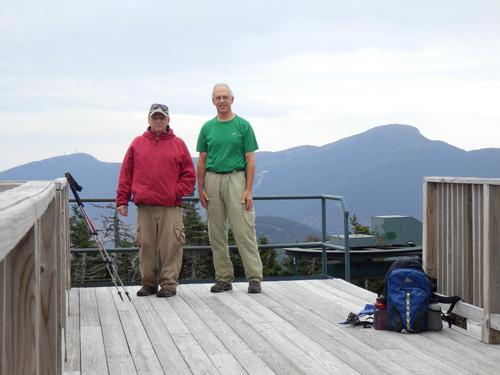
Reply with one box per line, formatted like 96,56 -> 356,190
39,198 -> 58,375
55,180 -> 68,374
321,197 -> 327,277
423,181 -> 437,278
343,209 -> 351,282
1,259 -> 5,374
482,183 -> 500,344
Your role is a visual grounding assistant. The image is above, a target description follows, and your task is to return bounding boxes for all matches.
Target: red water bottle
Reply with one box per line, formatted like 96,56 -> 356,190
374,297 -> 388,330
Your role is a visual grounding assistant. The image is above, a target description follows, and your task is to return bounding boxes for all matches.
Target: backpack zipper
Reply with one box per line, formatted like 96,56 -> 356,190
405,291 -> 412,332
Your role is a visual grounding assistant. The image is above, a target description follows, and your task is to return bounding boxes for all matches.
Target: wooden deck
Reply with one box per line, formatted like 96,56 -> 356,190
65,279 -> 500,375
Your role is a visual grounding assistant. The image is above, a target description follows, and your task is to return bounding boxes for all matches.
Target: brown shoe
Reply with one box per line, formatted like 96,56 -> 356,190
136,285 -> 158,297
248,280 -> 262,294
210,280 -> 233,293
157,287 -> 176,298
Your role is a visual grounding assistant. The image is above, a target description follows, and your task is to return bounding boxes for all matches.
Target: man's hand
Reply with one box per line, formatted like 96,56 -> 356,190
199,190 -> 210,209
117,205 -> 128,217
242,190 -> 253,211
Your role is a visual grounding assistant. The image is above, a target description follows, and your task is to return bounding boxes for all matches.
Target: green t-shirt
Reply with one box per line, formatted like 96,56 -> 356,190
196,115 -> 258,172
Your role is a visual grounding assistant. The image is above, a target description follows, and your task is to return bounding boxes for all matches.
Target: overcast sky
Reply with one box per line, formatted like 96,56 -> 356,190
1,0 -> 499,171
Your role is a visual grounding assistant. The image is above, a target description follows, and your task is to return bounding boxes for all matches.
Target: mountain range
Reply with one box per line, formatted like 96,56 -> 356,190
254,124 -> 500,230
2,124 -> 499,236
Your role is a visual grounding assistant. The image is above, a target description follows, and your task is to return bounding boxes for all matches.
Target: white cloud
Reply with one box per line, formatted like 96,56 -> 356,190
1,0 -> 500,171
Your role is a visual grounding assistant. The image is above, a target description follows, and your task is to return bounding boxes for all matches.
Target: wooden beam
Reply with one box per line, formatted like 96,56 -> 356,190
39,199 -> 58,375
1,179 -> 69,372
425,177 -> 500,185
0,260 -> 5,375
4,229 -> 37,374
423,181 -> 437,278
482,184 -> 500,344
0,181 -> 55,261
437,183 -> 446,293
490,314 -> 500,332
79,288 -> 108,374
444,300 -> 485,324
471,184 -> 484,307
444,184 -> 455,295
54,179 -> 68,374
64,289 -> 80,373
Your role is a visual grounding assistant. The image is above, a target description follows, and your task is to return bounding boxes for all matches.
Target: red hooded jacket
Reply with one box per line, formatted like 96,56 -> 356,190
116,127 -> 195,207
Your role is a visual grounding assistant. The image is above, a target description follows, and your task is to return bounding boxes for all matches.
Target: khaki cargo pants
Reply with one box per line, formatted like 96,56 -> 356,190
205,170 -> 263,283
136,205 -> 185,291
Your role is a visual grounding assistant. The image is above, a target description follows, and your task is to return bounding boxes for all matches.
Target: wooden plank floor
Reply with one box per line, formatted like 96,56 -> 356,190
65,280 -> 500,375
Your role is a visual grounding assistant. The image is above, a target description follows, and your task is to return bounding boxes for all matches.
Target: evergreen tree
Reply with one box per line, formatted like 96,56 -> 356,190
180,202 -> 214,280
350,214 -> 371,235
282,233 -> 322,276
70,204 -> 96,248
183,202 -> 209,246
69,204 -> 96,284
259,236 -> 291,277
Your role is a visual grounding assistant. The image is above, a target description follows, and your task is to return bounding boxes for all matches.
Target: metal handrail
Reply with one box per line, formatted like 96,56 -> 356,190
69,194 -> 351,281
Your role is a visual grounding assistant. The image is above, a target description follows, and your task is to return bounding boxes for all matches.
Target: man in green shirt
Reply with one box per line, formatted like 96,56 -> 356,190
196,83 -> 263,293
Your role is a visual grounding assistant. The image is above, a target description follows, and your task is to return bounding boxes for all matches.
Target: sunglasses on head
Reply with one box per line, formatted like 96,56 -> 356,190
150,103 -> 169,112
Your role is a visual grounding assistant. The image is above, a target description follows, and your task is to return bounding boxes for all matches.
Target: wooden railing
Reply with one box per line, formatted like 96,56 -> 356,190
0,179 -> 70,375
423,177 -> 500,344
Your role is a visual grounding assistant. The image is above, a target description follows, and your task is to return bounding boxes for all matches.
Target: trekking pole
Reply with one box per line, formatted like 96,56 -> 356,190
65,172 -> 131,301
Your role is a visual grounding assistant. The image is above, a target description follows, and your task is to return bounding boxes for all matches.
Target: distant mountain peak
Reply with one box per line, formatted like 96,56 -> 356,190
366,123 -> 420,135
11,152 -> 99,170
0,152 -> 118,182
323,123 -> 427,152
364,124 -> 425,142
50,152 -> 100,162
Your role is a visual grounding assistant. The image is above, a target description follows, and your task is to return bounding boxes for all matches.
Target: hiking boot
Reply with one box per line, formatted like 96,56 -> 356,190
248,280 -> 262,294
210,280 -> 233,293
136,285 -> 158,297
157,287 -> 176,298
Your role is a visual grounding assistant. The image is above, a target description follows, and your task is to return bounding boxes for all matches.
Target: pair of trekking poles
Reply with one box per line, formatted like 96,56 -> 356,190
65,172 -> 130,301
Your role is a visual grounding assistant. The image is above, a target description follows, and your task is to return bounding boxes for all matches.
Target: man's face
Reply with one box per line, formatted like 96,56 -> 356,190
212,86 -> 234,115
148,113 -> 170,134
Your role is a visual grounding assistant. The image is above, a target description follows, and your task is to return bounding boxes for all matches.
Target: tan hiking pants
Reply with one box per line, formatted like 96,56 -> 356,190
205,170 -> 263,283
136,205 -> 185,291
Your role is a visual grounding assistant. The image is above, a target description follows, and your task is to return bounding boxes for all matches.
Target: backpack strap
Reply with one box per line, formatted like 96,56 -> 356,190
431,293 -> 462,328
431,293 -> 461,313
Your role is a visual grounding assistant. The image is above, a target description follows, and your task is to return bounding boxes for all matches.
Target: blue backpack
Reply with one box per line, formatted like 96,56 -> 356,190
384,259 -> 431,333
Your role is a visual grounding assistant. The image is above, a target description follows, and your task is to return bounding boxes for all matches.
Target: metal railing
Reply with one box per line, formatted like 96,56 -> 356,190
70,195 -> 352,281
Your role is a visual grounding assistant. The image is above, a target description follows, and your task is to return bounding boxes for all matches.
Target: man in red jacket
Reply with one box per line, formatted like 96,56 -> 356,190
116,103 -> 195,297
